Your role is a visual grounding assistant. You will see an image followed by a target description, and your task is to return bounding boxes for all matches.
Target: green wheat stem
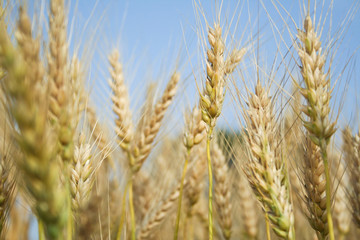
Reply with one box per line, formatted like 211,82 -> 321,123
320,140 -> 334,240
129,176 -> 136,240
206,127 -> 214,240
38,219 -> 45,240
66,163 -> 72,240
265,213 -> 271,240
174,148 -> 191,240
116,180 -> 131,240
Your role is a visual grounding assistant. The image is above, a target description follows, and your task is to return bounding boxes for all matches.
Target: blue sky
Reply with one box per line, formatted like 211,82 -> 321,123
60,0 -> 360,131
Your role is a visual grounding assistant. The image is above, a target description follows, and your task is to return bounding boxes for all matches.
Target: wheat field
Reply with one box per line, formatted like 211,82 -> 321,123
0,0 -> 359,239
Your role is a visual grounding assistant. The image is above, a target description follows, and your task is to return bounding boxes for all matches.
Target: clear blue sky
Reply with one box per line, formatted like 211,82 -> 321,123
61,0 -> 360,130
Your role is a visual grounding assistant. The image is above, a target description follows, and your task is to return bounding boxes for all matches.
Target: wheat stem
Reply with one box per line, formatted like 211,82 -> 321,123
116,180 -> 130,240
174,148 -> 190,240
320,143 -> 334,240
265,214 -> 271,240
129,176 -> 136,240
67,186 -> 73,240
38,220 -> 45,240
207,127 -> 214,240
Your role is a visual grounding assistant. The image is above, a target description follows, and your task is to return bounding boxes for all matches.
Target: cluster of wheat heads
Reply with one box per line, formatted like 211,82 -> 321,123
0,0 -> 359,239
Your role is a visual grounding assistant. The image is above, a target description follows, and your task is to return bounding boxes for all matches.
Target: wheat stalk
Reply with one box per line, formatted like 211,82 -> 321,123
199,22 -> 245,240
296,14 -> 336,240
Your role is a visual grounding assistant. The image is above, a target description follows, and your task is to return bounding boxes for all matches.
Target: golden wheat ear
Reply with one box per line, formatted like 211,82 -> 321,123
302,137 -> 328,238
132,71 -> 180,172
342,127 -> 360,227
138,180 -> 188,240
48,0 -> 75,164
199,22 -> 245,240
108,49 -> 133,153
296,14 -> 336,240
244,82 -> 295,240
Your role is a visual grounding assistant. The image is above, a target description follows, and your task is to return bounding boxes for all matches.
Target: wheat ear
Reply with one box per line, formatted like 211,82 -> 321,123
212,140 -> 232,240
244,82 -> 295,239
199,23 -> 245,240
0,12 -> 67,240
48,0 -> 74,164
296,14 -> 336,240
132,71 -> 180,172
108,49 -> 133,152
138,180 -> 188,240
106,49 -> 134,239
342,127 -> 360,227
70,135 -> 97,213
69,56 -> 86,130
302,137 -> 328,239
